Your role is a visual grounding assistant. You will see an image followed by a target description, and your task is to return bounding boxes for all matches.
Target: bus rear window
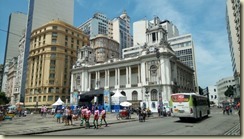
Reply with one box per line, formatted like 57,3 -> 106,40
171,94 -> 190,102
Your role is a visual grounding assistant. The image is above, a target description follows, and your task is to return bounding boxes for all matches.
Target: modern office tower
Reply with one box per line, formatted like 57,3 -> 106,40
90,34 -> 119,63
79,11 -> 133,59
1,12 -> 27,93
226,0 -> 240,98
112,11 -> 133,57
24,20 -> 89,108
6,57 -> 18,105
20,0 -> 74,103
216,76 -> 236,106
78,13 -> 109,39
168,34 -> 199,93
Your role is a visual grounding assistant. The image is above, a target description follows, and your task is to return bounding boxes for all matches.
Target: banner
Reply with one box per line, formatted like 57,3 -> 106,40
72,92 -> 78,105
103,89 -> 111,112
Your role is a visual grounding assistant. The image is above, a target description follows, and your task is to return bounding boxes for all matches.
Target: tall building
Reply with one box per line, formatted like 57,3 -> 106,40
79,11 -> 133,58
78,13 -> 109,38
216,76 -> 235,106
13,34 -> 26,103
24,20 -> 89,108
1,12 -> 27,93
6,57 -> 18,105
20,0 -> 74,103
112,11 -> 133,57
226,0 -> 240,98
168,34 -> 199,93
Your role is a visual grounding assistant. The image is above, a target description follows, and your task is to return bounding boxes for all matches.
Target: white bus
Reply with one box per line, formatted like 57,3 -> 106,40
169,93 -> 210,121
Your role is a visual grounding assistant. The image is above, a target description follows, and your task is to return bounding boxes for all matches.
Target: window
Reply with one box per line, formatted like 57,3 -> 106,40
150,65 -> 157,76
132,91 -> 138,100
151,89 -> 158,101
52,26 -> 57,30
52,32 -> 58,38
152,33 -> 156,42
48,96 -> 53,101
52,39 -> 57,43
50,53 -> 56,59
51,46 -> 56,51
43,96 -> 46,101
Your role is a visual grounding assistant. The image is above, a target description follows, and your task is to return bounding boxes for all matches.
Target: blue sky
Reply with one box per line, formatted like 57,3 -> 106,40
0,0 -> 233,88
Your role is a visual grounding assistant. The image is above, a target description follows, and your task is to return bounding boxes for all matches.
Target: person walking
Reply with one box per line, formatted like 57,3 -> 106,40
67,106 -> 73,125
80,106 -> 87,126
100,107 -> 108,127
93,107 -> 99,129
85,107 -> 91,129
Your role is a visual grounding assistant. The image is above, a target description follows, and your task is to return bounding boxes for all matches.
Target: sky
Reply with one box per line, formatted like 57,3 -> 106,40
0,0 -> 234,88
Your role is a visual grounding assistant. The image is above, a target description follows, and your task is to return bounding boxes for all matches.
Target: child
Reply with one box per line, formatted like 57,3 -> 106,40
55,110 -> 62,123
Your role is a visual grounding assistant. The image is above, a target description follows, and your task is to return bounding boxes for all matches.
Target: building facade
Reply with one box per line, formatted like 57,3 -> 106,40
207,85 -> 219,107
226,0 -> 240,98
71,19 -> 195,112
78,13 -> 109,39
24,20 -> 89,108
112,11 -> 133,57
21,0 -> 74,103
6,57 -> 18,105
90,34 -> 119,63
1,12 -> 27,93
216,76 -> 235,106
168,34 -> 199,93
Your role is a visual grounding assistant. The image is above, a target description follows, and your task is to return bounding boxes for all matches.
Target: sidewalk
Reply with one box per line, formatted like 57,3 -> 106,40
0,113 -> 158,135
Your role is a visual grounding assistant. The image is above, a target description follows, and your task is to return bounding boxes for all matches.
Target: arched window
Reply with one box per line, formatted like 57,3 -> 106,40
151,89 -> 158,101
150,65 -> 157,76
121,91 -> 126,96
132,91 -> 138,101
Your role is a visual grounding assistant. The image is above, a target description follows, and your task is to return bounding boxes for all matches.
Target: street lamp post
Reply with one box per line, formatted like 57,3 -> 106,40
145,87 -> 149,109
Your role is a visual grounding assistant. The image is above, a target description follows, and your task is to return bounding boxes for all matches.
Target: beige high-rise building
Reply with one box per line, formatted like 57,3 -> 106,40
90,34 -> 119,63
24,20 -> 89,108
226,0 -> 240,98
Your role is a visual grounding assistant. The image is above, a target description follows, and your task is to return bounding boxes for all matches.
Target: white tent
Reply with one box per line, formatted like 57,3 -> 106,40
111,89 -> 127,105
52,97 -> 64,106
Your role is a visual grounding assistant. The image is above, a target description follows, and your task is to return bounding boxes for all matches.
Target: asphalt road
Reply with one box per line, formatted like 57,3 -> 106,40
39,108 -> 240,136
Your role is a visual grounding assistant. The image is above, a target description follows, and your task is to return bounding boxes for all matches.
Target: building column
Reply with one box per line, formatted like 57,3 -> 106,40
138,64 -> 141,84
107,70 -> 110,88
118,68 -> 120,87
115,69 -> 118,86
88,72 -> 91,90
126,67 -> 129,85
129,66 -> 131,84
71,73 -> 74,92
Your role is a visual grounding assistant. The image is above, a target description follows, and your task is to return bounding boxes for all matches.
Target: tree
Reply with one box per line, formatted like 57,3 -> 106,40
199,86 -> 203,95
0,92 -> 10,105
224,86 -> 234,97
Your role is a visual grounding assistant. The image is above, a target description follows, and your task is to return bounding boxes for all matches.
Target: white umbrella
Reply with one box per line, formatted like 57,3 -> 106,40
16,102 -> 24,105
120,101 -> 132,107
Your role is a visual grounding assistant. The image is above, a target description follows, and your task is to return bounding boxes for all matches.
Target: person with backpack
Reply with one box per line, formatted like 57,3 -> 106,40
93,107 -> 99,129
100,107 -> 108,127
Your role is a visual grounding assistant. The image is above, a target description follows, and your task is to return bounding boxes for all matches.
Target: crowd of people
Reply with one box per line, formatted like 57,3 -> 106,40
53,105 -> 108,129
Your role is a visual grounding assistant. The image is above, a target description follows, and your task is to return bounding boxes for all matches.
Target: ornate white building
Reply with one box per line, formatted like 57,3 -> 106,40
71,17 -> 195,112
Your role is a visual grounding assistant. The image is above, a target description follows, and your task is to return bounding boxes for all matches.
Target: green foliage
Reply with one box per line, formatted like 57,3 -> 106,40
224,86 -> 234,97
0,92 -> 11,105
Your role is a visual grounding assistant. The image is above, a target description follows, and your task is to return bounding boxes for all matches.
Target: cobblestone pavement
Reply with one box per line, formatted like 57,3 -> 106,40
0,113 -> 156,135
